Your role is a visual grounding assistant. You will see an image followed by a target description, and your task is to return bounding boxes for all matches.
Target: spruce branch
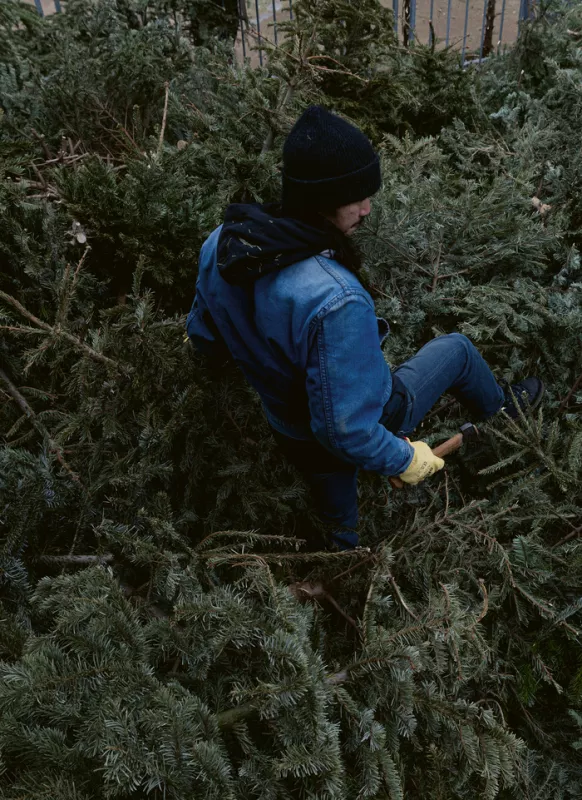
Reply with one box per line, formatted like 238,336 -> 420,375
0,290 -> 128,373
553,524 -> 582,549
440,582 -> 464,680
56,248 -> 91,327
215,667 -> 356,728
558,369 -> 582,414
0,367 -> 82,485
261,82 -> 295,155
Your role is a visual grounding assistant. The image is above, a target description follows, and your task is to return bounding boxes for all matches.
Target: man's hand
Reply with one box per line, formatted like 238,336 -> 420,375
398,440 -> 445,485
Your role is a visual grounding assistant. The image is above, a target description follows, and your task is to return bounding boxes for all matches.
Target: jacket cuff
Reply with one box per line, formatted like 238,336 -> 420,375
382,439 -> 414,477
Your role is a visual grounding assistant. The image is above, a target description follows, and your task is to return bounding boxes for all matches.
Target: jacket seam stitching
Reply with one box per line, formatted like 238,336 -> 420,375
314,255 -> 349,289
316,323 -> 338,449
309,289 -> 374,337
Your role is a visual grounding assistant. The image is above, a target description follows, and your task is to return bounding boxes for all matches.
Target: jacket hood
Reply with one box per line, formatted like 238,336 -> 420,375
217,203 -> 342,286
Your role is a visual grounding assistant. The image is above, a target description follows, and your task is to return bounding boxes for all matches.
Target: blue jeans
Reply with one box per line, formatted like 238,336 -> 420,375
274,334 -> 504,547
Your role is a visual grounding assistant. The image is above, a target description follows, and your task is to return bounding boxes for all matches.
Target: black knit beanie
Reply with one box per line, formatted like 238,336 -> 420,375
281,105 -> 381,211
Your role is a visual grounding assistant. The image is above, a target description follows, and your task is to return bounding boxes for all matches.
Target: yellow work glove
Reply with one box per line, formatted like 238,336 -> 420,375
398,440 -> 445,485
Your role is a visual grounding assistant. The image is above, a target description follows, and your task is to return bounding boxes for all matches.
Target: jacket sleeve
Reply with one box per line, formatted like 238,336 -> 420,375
186,292 -> 230,362
306,294 -> 414,476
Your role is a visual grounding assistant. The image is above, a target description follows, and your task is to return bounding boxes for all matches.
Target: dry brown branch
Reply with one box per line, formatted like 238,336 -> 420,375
31,127 -> 52,160
329,553 -> 378,584
36,153 -> 89,168
158,82 -> 170,158
553,524 -> 582,549
482,0 -> 496,57
288,580 -> 359,631
558,370 -> 582,414
430,243 -> 443,292
475,579 -> 489,624
388,572 -> 419,619
38,553 -> 114,565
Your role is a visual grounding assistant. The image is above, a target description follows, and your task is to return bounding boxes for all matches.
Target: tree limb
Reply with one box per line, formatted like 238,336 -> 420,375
38,553 -> 114,564
558,370 -> 582,414
0,290 -> 127,373
0,367 -> 83,485
157,82 -> 170,158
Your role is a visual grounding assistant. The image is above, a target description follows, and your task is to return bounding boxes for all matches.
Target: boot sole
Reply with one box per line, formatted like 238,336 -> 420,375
502,379 -> 545,419
530,379 -> 545,411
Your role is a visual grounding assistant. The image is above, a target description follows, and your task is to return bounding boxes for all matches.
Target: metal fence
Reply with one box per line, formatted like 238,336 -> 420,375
239,0 -> 532,66
32,0 -> 531,67
32,0 -> 61,13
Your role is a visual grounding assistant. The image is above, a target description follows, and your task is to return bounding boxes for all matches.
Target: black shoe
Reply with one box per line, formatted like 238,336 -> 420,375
328,529 -> 360,551
499,377 -> 545,419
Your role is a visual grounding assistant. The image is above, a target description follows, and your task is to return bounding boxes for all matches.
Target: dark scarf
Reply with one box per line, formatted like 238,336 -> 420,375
217,203 -> 362,286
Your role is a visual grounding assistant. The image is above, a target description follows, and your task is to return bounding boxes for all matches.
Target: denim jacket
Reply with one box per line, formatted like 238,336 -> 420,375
187,225 -> 413,476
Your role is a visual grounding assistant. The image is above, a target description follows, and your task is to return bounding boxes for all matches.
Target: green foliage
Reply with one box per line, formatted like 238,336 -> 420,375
1,0 -> 582,798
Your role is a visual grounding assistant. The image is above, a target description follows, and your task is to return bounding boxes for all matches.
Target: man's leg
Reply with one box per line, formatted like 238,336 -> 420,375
387,333 -> 505,436
272,430 -> 359,549
306,469 -> 359,548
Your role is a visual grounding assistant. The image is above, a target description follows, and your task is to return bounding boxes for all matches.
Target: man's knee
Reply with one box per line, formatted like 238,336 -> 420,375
443,332 -> 471,348
440,332 -> 476,361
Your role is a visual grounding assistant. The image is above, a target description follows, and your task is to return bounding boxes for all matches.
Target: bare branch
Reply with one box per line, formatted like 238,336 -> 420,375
38,553 -> 114,565
158,82 -> 170,158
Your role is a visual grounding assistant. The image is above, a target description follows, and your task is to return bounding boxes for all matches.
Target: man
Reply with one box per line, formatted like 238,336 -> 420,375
187,106 -> 544,550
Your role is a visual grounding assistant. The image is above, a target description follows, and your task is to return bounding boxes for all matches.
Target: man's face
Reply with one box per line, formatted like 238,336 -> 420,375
324,198 -> 372,236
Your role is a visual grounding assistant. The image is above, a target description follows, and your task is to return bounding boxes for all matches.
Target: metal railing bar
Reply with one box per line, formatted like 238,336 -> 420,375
255,0 -> 263,66
479,0 -> 488,62
410,0 -> 416,42
517,0 -> 529,36
461,0 -> 471,63
429,0 -> 435,46
498,0 -> 508,48
240,3 -> 247,59
272,0 -> 278,45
